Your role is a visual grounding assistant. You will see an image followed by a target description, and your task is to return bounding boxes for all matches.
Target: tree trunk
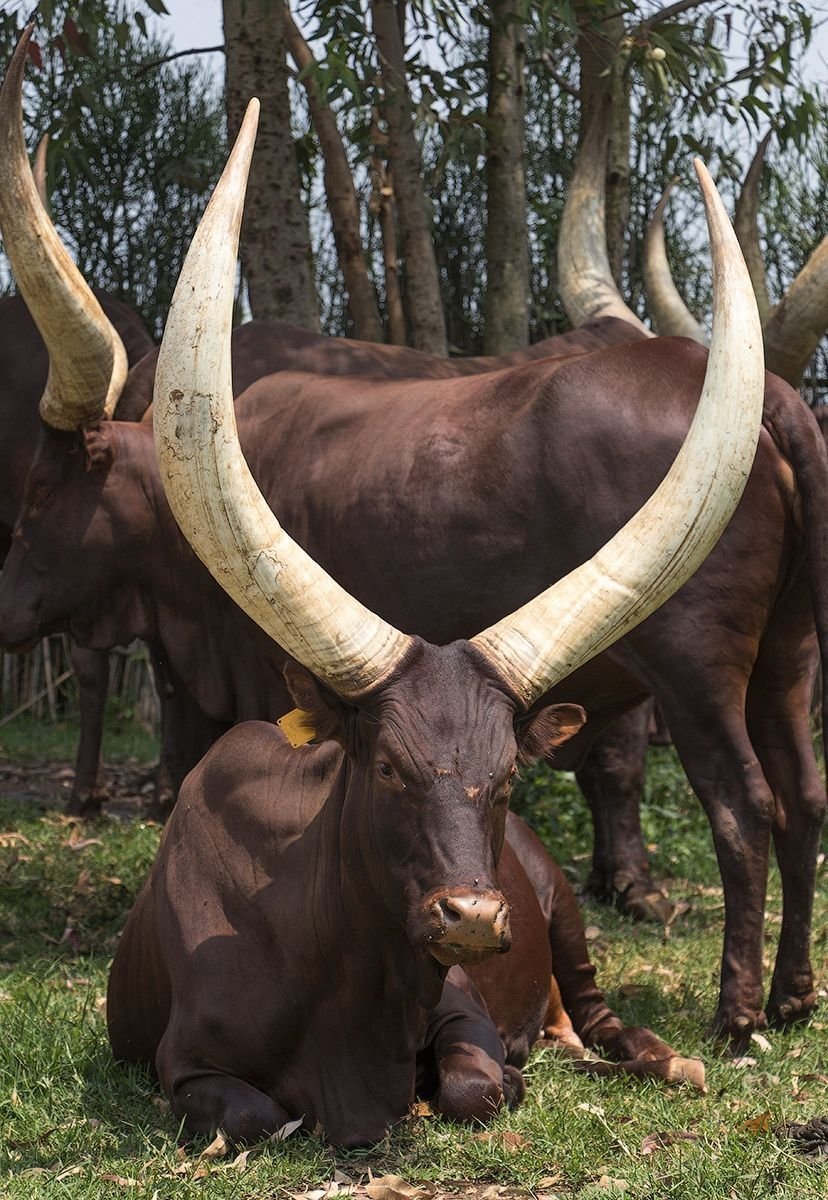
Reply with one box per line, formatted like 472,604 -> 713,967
371,0 -> 447,354
223,0 -> 319,328
484,0 -> 529,354
576,5 -> 629,286
283,4 -> 383,342
370,148 -> 407,346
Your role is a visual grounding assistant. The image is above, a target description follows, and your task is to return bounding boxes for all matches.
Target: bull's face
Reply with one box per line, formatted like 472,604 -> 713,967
284,643 -> 584,968
0,423 -> 151,651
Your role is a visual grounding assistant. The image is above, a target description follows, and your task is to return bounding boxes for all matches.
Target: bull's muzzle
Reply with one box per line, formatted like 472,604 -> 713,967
420,887 -> 511,966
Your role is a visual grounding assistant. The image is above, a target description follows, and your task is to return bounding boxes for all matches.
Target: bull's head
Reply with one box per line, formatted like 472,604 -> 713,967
152,103 -> 764,965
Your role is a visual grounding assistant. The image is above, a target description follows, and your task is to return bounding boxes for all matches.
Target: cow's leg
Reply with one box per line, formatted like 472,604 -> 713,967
662,697 -> 774,1040
746,638 -> 824,1028
424,972 -> 524,1123
169,1072 -> 290,1143
66,641 -> 109,816
576,702 -> 673,922
145,642 -> 228,821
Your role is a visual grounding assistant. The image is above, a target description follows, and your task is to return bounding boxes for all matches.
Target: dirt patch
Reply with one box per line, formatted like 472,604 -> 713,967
0,759 -> 155,821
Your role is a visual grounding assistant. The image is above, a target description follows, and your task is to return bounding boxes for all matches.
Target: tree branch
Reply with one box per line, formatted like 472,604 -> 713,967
637,0 -> 715,32
537,49 -> 579,97
135,45 -> 225,79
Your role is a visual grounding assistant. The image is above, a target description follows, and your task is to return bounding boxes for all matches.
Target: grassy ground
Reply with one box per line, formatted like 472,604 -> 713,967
0,717 -> 826,1199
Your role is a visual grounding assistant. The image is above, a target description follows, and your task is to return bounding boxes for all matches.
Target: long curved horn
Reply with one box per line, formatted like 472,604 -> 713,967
642,181 -> 707,344
558,107 -> 652,336
153,100 -> 413,699
762,235 -> 828,387
472,161 -> 764,709
734,132 -> 772,324
33,131 -> 49,210
0,26 -> 127,430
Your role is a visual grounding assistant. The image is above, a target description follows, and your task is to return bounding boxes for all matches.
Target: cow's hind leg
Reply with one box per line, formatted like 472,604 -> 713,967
663,697 -> 775,1041
169,1073 -> 291,1144
746,639 -> 825,1028
577,702 -> 674,922
424,972 -> 524,1123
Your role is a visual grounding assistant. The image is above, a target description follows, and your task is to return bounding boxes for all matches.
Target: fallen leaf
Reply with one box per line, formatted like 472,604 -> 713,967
471,1130 -> 529,1153
100,1175 -> 139,1188
271,1115 -> 304,1142
55,1166 -> 84,1180
731,1056 -> 758,1069
596,1176 -> 627,1192
740,1112 -> 772,1134
584,925 -> 602,941
231,1149 -> 252,1171
365,1174 -> 426,1200
640,1130 -> 699,1155
200,1131 -> 229,1159
577,1102 -> 606,1117
0,832 -> 30,847
618,983 -> 645,998
750,1032 -> 771,1053
62,834 -> 103,851
536,1175 -> 562,1188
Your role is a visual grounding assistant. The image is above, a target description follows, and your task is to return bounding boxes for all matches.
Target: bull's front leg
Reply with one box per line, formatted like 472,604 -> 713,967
66,641 -> 110,816
575,702 -> 675,923
422,971 -> 524,1123
168,1071 -> 292,1144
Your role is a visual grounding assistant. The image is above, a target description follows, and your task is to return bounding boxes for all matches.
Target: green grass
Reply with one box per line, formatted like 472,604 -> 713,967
0,702 -> 158,766
1,724 -> 827,1198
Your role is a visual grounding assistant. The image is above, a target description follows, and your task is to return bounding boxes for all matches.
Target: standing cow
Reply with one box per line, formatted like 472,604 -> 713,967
106,100 -> 761,1144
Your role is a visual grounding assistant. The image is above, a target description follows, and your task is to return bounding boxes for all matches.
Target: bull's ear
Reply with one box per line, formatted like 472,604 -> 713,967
83,425 -> 115,473
516,703 -> 586,765
282,661 -> 353,747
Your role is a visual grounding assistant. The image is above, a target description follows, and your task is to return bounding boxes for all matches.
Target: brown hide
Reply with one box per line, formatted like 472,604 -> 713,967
3,334 -> 827,1039
0,291 -> 153,811
108,719 -> 688,1147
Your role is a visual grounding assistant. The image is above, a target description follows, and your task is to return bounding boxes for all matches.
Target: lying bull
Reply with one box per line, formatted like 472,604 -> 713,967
106,101 -> 761,1143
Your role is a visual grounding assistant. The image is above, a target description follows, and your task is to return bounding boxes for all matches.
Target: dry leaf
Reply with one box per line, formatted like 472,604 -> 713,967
618,983 -> 645,998
731,1056 -> 758,1069
0,831 -> 30,847
536,1175 -> 562,1189
750,1032 -> 771,1053
272,1115 -> 304,1142
584,925 -> 602,941
100,1174 -> 139,1188
365,1174 -> 426,1200
577,1102 -> 606,1117
232,1149 -> 252,1171
200,1131 -> 229,1159
409,1101 -> 433,1118
63,834 -> 103,851
471,1131 -> 529,1153
740,1112 -> 772,1134
596,1176 -> 627,1192
640,1130 -> 699,1155
55,1166 -> 84,1180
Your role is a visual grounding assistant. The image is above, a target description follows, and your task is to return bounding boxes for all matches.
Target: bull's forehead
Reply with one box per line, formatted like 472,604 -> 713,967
366,640 -> 518,784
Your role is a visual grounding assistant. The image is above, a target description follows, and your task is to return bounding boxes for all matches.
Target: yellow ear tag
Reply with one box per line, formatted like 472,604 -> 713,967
277,708 -> 317,748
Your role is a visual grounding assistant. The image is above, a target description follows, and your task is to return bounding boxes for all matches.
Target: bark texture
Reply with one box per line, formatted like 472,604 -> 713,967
223,0 -> 319,328
283,4 -> 383,342
484,0 -> 529,355
372,0 -> 447,354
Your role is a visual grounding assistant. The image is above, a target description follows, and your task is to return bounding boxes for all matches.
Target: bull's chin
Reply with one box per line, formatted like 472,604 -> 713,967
429,943 -> 506,968
0,633 -> 39,654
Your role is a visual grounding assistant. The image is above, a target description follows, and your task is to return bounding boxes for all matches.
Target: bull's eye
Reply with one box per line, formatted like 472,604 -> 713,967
377,761 -> 394,780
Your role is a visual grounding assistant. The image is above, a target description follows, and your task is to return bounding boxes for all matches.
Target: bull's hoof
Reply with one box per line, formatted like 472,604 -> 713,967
65,788 -> 109,817
619,884 -> 676,925
766,990 -> 818,1029
709,1006 -> 767,1047
501,1065 -> 526,1109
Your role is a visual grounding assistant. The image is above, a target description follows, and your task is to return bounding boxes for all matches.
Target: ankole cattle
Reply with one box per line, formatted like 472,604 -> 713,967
105,100 -> 757,1145
0,289 -> 153,812
0,27 -> 825,1041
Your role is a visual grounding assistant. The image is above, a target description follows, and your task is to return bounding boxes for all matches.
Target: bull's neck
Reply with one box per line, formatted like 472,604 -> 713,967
313,756 -> 445,1014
